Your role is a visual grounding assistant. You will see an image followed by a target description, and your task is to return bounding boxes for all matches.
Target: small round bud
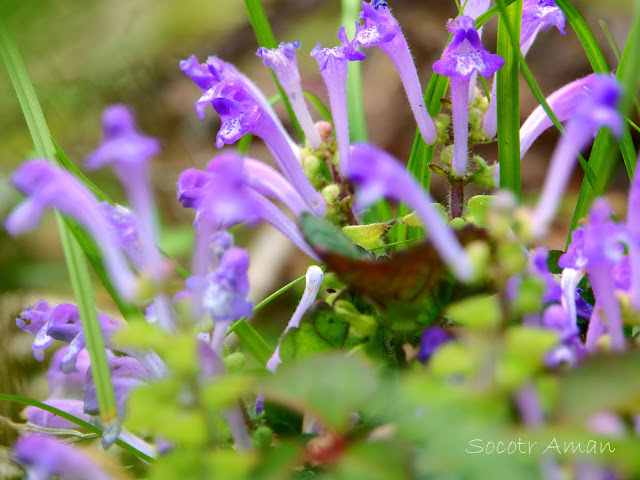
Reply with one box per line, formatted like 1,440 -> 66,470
440,145 -> 454,167
321,183 -> 340,204
223,351 -> 247,373
315,121 -> 333,140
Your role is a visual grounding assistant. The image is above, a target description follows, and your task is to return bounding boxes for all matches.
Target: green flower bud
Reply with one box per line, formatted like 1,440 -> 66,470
440,144 -> 454,167
321,183 -> 340,204
434,112 -> 451,145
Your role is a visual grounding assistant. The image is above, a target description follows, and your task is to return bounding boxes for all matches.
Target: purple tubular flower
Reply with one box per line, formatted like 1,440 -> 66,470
15,300 -> 55,361
433,16 -> 504,175
520,0 -> 566,55
417,327 -> 453,363
311,27 -> 365,172
541,304 -> 585,367
14,434 -> 113,480
531,75 -> 623,238
84,356 -> 151,418
483,0 -> 565,138
4,160 -> 137,300
86,105 -> 163,279
181,56 -> 325,216
177,154 -> 320,262
355,1 -> 437,145
257,41 -> 323,149
266,266 -> 324,373
559,200 -> 627,351
346,144 -> 473,282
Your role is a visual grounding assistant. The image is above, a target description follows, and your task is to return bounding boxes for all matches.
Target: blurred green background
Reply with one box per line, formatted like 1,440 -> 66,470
0,0 -> 636,451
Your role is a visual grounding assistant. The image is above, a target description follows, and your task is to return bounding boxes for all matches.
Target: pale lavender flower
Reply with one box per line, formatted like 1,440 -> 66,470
181,55 -> 325,215
433,16 -> 504,175
4,160 -> 137,300
417,327 -> 453,363
531,75 -> 622,238
483,0 -> 565,139
266,266 -> 324,372
355,1 -> 437,145
311,27 -> 365,171
257,41 -> 322,149
560,199 -> 627,351
14,434 -> 113,480
346,144 -> 473,281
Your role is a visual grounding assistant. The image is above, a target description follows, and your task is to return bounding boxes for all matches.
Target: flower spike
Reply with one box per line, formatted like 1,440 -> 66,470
355,1 -> 437,145
433,16 -> 504,175
531,75 -> 623,238
346,144 -> 473,282
311,27 -> 365,172
257,41 -> 323,149
5,160 -> 137,300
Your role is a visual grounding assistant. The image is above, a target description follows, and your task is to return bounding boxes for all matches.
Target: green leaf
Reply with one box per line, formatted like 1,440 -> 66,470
279,303 -> 353,362
496,0 -> 523,200
465,195 -> 495,228
0,393 -> 153,462
557,352 -> 640,422
342,223 -> 389,250
259,353 -> 378,432
333,440 -> 413,480
446,294 -> 502,329
300,212 -> 371,260
0,20 -> 118,439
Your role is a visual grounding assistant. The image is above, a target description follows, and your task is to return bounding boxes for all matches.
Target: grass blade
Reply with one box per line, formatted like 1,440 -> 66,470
0,19 -> 118,442
496,0 -> 523,200
0,393 -> 153,462
230,321 -> 273,366
243,0 -> 304,141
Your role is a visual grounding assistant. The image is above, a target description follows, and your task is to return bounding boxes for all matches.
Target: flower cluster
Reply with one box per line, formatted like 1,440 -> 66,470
4,1 -> 640,478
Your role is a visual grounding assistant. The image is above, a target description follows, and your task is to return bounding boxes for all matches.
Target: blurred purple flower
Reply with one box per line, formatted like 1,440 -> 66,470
4,160 -> 137,300
418,327 -> 453,363
177,154 -> 319,262
14,434 -> 113,480
26,399 -> 91,430
560,199 -> 627,351
346,144 -> 473,282
531,75 -> 622,238
84,356 -> 151,418
433,16 -> 504,175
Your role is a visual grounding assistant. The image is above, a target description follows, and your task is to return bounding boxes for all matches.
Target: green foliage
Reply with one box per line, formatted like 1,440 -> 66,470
260,353 -> 378,432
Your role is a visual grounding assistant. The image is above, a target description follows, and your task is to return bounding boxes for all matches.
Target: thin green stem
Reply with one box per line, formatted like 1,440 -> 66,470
0,19 -> 118,440
0,394 -> 153,462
